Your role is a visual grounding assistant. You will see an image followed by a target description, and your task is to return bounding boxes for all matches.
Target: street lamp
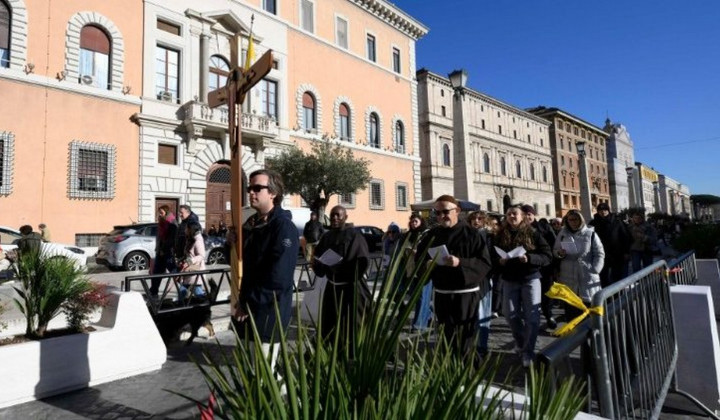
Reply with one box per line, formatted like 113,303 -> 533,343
448,69 -> 468,93
576,141 -> 592,220
447,68 -> 472,200
626,167 -> 636,208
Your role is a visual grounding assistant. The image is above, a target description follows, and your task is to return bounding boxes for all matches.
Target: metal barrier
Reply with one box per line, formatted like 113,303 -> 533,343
538,251 -> 717,419
667,251 -> 697,286
124,268 -> 231,316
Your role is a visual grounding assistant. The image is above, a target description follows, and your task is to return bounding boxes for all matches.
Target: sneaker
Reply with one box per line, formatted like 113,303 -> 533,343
522,357 -> 533,368
547,317 -> 558,329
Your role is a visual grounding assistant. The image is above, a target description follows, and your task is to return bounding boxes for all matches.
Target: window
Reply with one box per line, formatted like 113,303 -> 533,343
339,192 -> 355,208
483,153 -> 490,173
0,0 -> 9,68
158,144 -> 177,165
542,166 -> 548,183
302,91 -> 316,130
209,55 -> 229,93
336,16 -> 348,49
560,139 -> 564,149
515,160 -> 522,178
392,47 -> 401,73
79,25 -> 110,89
263,0 -> 277,14
366,34 -> 376,62
481,119 -> 485,129
546,204 -> 550,215
486,200 -> 493,212
568,142 -> 572,152
0,130 -> 14,195
69,141 -> 115,199
370,180 -> 384,209
513,130 -> 517,139
157,19 -> 180,36
498,125 -> 502,135
369,112 -> 379,148
442,144 -> 451,166
500,157 -> 506,176
394,120 -> 404,153
571,177 -> 575,188
339,102 -> 350,140
75,233 -> 104,248
527,134 -> 531,143
530,163 -> 535,181
301,0 -> 314,32
569,157 -> 573,168
396,184 -> 408,209
155,45 -> 179,101
565,123 -> 570,132
260,79 -> 278,120
441,105 -> 446,117
574,127 -> 579,135
561,155 -> 565,166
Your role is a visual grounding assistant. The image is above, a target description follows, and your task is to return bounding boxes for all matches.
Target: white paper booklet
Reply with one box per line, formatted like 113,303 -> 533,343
427,245 -> 450,266
315,249 -> 343,267
494,246 -> 526,259
560,241 -> 578,254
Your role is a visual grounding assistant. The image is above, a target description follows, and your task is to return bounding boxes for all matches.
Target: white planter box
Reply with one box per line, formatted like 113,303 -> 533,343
0,291 -> 167,408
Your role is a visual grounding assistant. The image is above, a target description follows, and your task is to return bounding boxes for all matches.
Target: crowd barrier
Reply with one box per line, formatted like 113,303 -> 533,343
538,252 -> 718,419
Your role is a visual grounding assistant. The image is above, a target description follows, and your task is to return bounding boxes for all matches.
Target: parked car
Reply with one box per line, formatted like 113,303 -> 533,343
95,223 -> 227,271
0,225 -> 88,270
352,225 -> 384,253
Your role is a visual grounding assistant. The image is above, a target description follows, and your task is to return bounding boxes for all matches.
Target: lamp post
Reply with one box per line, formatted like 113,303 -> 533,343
576,141 -> 593,220
626,166 -> 636,209
448,69 -> 472,201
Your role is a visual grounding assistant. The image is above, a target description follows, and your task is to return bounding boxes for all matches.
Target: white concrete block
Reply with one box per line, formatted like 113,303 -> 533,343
0,291 -> 166,408
671,285 -> 720,411
696,259 -> 720,321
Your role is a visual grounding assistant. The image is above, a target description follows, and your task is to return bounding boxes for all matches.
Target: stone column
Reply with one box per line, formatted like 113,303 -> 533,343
199,33 -> 211,103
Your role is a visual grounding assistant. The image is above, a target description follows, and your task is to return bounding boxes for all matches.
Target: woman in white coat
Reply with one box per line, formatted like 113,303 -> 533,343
554,210 -> 605,320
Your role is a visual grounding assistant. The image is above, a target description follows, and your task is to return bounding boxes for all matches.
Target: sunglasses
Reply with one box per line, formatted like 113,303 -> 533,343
435,208 -> 457,216
248,185 -> 270,193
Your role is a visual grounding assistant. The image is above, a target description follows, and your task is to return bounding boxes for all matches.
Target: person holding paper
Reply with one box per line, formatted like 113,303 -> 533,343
313,205 -> 370,347
554,210 -> 605,321
416,195 -> 491,361
492,205 -> 552,368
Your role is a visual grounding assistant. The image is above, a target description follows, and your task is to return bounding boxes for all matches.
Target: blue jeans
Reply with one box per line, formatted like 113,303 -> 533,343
477,279 -> 493,357
412,282 -> 433,330
631,250 -> 654,273
503,278 -> 541,360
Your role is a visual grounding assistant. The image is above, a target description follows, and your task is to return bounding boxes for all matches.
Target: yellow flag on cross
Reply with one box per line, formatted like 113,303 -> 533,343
244,32 -> 254,71
545,282 -> 604,337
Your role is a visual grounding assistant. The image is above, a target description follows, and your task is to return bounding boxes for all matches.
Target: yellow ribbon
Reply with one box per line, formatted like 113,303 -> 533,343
545,282 -> 604,337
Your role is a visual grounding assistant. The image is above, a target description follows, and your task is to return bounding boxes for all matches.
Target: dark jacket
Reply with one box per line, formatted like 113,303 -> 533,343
313,226 -> 370,283
241,206 -> 299,342
531,220 -> 557,276
303,219 -> 324,243
588,213 -> 631,262
175,212 -> 200,259
491,228 -> 552,283
18,232 -> 43,255
417,220 -> 492,296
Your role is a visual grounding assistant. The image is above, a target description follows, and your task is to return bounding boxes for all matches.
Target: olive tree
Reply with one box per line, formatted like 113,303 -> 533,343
267,139 -> 372,217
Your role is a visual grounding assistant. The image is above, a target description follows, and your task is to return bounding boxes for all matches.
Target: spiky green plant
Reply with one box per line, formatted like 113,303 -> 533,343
176,236 -> 586,419
12,249 -> 91,338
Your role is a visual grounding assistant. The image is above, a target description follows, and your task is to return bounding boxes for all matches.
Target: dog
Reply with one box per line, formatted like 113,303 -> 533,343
152,278 -> 218,345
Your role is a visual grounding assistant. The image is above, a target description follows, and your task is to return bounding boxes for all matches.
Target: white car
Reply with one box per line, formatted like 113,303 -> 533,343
0,226 -> 88,269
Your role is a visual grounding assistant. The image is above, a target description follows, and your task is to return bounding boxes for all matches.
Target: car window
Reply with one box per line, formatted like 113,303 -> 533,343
371,227 -> 383,236
0,230 -> 21,245
146,226 -> 158,236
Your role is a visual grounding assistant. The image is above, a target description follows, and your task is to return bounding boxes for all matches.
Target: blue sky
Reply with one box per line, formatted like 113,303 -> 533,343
392,1 -> 720,196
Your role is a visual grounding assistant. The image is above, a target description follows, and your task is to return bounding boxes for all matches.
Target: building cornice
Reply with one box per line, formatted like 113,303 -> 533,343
526,107 -> 606,137
348,0 -> 429,40
417,69 -> 551,126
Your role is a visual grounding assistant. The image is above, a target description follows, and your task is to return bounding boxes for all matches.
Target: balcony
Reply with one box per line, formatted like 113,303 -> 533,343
181,101 -> 279,142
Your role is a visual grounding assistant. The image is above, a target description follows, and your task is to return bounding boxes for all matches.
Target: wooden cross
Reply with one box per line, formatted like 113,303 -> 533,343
208,35 -> 273,315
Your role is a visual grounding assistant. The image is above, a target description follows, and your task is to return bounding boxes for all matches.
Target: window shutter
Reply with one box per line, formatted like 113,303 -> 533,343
302,92 -> 315,108
0,2 -> 9,49
80,25 -> 110,54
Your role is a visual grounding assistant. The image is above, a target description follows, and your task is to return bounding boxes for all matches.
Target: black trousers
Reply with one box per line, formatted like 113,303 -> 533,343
434,290 -> 481,360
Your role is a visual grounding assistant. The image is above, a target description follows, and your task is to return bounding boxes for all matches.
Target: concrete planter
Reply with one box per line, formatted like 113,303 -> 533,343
0,291 -> 167,408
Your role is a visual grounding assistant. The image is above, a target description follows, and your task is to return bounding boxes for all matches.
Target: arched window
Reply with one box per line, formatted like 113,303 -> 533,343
302,92 -> 316,130
483,153 -> 490,173
394,120 -> 404,152
530,163 -> 535,181
500,157 -> 506,176
79,25 -> 111,89
542,166 -> 548,183
0,0 -> 9,68
369,112 -> 379,148
515,160 -> 522,178
442,144 -> 451,166
339,103 -> 350,140
209,55 -> 229,92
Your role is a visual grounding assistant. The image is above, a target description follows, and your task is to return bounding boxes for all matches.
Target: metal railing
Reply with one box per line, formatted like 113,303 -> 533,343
666,250 -> 697,286
538,251 -> 717,419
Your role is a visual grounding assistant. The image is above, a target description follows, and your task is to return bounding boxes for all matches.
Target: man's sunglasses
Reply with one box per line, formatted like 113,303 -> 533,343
435,208 -> 457,216
248,185 -> 270,193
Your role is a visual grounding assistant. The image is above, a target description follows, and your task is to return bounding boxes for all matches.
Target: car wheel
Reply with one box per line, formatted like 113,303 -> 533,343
207,248 -> 226,265
124,251 -> 149,271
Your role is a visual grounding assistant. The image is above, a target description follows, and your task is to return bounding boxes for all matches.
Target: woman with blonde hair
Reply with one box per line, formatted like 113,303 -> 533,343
492,205 -> 552,367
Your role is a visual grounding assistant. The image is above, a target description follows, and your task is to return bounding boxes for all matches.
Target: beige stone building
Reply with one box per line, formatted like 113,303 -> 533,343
527,107 -> 611,217
417,69 -> 555,217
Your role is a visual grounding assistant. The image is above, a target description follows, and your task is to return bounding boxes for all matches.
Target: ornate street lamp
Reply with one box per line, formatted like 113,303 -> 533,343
448,69 -> 468,93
